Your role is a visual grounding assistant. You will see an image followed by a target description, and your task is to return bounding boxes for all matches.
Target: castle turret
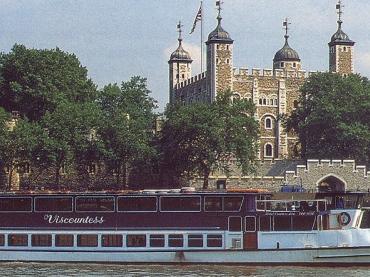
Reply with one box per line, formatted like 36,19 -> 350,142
273,18 -> 301,71
328,0 -> 355,75
169,21 -> 192,104
206,1 -> 233,101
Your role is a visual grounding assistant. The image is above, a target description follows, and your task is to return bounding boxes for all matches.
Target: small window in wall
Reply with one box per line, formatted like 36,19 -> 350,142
226,45 -> 229,50
226,59 -> 230,64
265,144 -> 273,157
77,234 -> 98,247
102,234 -> 122,247
31,234 -> 52,247
265,117 -> 272,129
182,74 -> 185,78
217,45 -> 220,50
281,62 -> 284,68
293,100 -> 299,108
207,234 -> 222,247
55,234 -> 74,247
149,235 -> 165,247
263,99 -> 267,105
293,62 -> 296,68
168,234 -> 183,247
188,234 -> 203,247
259,99 -> 263,105
127,234 -> 146,247
8,234 -> 28,246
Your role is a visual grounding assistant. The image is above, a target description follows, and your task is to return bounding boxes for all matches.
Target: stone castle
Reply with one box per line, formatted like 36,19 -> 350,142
168,1 -> 355,161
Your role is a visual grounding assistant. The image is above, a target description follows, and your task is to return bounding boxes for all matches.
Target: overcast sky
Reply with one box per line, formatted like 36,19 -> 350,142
1,0 -> 369,111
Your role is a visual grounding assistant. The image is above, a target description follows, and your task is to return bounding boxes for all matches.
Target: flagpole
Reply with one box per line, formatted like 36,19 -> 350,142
201,1 -> 204,73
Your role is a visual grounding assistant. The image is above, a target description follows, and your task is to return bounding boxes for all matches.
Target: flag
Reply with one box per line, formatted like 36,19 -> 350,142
216,0 -> 220,6
336,4 -> 340,9
190,4 -> 202,34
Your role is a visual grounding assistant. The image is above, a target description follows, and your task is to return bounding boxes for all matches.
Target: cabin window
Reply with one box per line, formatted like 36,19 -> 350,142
245,216 -> 256,232
55,234 -> 74,247
77,234 -> 98,247
204,197 -> 223,211
360,210 -> 370,229
259,216 -> 271,231
228,217 -> 242,232
117,196 -> 157,212
207,234 -> 223,247
168,234 -> 183,247
149,235 -> 165,247
75,197 -> 114,212
0,197 -> 32,212
35,197 -> 73,212
273,216 -> 292,231
31,234 -> 52,247
102,234 -> 122,247
8,234 -> 28,246
292,215 -> 316,231
127,235 -> 146,247
188,234 -> 203,247
160,197 -> 200,212
224,197 -> 243,212
0,235 -> 4,246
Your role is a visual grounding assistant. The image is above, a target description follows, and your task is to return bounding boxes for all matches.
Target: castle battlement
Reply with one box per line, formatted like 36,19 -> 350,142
232,67 -> 308,79
174,71 -> 207,90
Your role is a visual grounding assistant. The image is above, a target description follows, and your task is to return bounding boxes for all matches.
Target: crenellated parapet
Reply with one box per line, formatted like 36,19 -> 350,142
232,67 -> 308,79
174,72 -> 207,90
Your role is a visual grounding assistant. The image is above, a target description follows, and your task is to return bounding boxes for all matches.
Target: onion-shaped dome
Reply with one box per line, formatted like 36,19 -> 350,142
274,35 -> 300,62
329,22 -> 354,46
169,39 -> 192,63
207,15 -> 233,44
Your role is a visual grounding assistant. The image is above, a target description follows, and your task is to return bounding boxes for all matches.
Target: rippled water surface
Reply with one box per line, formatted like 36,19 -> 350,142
2,263 -> 370,277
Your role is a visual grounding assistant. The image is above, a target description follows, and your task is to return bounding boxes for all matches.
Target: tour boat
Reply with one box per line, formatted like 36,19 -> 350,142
0,188 -> 370,265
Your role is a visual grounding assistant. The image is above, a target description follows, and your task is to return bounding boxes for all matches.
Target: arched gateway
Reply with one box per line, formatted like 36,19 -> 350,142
316,174 -> 347,192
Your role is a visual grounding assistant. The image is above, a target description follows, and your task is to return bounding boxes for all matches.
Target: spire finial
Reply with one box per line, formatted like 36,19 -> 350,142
177,21 -> 183,45
216,0 -> 223,24
336,0 -> 344,27
283,18 -> 291,44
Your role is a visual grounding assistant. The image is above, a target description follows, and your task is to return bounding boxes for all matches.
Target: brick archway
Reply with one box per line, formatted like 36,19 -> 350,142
316,174 -> 347,192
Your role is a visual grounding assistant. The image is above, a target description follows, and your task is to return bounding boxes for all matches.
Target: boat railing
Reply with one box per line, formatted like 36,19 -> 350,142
256,199 -> 327,213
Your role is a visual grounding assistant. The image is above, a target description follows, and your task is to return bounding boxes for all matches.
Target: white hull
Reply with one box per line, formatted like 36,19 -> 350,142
1,248 -> 370,265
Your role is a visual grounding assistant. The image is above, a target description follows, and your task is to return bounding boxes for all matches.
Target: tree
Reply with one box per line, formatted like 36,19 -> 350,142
160,91 -> 259,189
97,77 -> 157,188
286,73 -> 370,163
0,44 -> 97,121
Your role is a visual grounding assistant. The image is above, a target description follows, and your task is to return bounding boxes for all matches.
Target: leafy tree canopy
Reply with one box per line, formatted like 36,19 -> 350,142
160,91 -> 259,189
0,44 -> 97,121
286,73 -> 370,163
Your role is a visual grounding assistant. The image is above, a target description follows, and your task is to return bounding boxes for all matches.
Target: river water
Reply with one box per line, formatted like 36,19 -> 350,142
2,263 -> 370,277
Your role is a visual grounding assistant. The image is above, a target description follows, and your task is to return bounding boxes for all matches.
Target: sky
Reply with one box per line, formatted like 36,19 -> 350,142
0,0 -> 369,111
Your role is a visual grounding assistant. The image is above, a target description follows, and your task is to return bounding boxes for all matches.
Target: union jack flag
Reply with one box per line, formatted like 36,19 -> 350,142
190,4 -> 202,34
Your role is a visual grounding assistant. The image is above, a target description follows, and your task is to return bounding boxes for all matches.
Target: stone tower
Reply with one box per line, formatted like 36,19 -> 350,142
206,2 -> 233,101
273,18 -> 301,71
328,0 -> 355,75
169,22 -> 192,104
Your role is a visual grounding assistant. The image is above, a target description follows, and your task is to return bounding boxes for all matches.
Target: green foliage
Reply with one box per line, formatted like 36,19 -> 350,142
286,73 -> 370,163
97,77 -> 157,188
160,91 -> 259,189
0,44 -> 97,121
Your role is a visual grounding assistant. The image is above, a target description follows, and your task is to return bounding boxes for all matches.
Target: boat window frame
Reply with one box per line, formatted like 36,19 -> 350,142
0,197 -> 32,213
159,196 -> 201,213
204,196 -> 223,212
117,196 -> 158,213
223,196 -> 244,212
34,196 -> 73,213
75,196 -> 115,213
228,216 -> 243,232
245,216 -> 257,232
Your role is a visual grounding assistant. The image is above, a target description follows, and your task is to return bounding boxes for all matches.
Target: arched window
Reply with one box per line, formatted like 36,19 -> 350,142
293,100 -> 299,108
265,117 -> 272,129
259,99 -> 262,105
232,93 -> 241,103
265,144 -> 273,158
263,98 -> 267,105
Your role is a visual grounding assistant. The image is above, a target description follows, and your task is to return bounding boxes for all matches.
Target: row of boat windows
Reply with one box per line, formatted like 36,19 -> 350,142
0,196 -> 244,213
0,233 -> 223,248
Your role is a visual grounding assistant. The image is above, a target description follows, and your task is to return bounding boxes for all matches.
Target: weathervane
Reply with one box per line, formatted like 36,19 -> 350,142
177,21 -> 183,43
336,0 -> 344,25
283,18 -> 291,42
216,0 -> 223,22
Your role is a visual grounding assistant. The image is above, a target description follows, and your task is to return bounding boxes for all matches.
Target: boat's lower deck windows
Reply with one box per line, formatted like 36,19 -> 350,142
127,234 -> 146,247
168,234 -> 183,247
31,234 -> 52,247
0,234 -> 4,246
77,234 -> 98,247
8,234 -> 28,246
207,234 -> 222,247
55,234 -> 74,247
102,234 -> 122,247
188,234 -> 203,247
258,215 -> 317,231
149,234 -> 165,247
